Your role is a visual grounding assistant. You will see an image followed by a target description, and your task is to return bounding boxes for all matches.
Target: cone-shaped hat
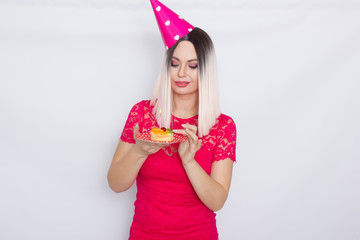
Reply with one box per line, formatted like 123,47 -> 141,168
150,0 -> 194,49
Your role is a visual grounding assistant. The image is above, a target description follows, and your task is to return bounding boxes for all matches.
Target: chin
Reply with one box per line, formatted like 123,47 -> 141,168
172,89 -> 198,96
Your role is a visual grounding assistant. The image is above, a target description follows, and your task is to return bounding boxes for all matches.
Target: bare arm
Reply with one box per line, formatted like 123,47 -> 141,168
174,124 -> 234,211
107,141 -> 146,192
107,124 -> 165,192
183,158 -> 233,211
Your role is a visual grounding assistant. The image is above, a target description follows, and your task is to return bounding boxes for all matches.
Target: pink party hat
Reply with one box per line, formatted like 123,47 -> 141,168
150,0 -> 194,49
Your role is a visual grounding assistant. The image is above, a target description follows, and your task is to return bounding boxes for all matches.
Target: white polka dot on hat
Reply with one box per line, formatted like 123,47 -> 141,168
150,0 -> 195,49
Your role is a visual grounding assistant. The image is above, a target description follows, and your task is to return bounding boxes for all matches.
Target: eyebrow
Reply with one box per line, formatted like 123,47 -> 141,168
172,56 -> 198,62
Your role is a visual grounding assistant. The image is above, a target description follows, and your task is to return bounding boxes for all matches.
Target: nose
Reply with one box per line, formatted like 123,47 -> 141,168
178,64 -> 186,78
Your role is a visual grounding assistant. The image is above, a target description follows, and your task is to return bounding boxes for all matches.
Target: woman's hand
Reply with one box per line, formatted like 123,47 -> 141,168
133,124 -> 166,158
173,123 -> 202,166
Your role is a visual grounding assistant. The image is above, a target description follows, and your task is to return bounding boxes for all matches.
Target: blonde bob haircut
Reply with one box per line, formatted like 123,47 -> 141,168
150,27 -> 220,137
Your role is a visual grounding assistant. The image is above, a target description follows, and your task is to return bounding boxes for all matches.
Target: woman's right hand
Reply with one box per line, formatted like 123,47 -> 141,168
133,124 -> 166,158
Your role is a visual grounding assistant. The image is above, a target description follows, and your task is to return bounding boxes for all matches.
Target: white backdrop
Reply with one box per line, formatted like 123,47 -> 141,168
1,0 -> 359,239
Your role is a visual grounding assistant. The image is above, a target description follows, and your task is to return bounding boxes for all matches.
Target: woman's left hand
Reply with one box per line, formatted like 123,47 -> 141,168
173,123 -> 202,166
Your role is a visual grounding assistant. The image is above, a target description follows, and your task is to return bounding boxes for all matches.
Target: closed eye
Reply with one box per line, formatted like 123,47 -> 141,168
189,64 -> 198,69
171,61 -> 179,67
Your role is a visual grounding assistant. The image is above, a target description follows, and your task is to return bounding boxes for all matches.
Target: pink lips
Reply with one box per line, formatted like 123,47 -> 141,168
174,81 -> 190,88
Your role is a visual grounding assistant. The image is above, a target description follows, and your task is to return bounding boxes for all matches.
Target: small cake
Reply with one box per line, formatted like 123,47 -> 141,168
150,127 -> 174,142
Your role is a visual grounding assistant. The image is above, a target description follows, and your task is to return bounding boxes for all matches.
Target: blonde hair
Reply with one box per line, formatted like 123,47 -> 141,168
151,27 -> 220,137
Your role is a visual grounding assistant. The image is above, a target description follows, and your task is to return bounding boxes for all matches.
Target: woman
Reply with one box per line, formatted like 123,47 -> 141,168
108,2 -> 236,239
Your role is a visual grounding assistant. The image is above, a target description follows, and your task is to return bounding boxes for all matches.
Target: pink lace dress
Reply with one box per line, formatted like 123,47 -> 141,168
120,100 -> 236,240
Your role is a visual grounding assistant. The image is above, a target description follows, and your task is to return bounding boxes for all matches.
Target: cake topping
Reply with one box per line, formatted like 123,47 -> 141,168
150,127 -> 174,142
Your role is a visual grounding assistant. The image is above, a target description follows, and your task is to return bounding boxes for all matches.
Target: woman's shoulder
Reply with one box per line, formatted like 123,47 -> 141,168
218,113 -> 236,127
132,99 -> 151,107
206,113 -> 236,138
125,100 -> 155,129
215,113 -> 237,144
130,100 -> 152,112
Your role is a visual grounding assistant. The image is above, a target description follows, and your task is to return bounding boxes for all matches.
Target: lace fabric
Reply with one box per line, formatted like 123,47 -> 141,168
120,100 -> 236,162
120,100 -> 236,239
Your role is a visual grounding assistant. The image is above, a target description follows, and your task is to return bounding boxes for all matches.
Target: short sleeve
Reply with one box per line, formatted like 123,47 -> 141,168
120,101 -> 144,144
213,115 -> 237,162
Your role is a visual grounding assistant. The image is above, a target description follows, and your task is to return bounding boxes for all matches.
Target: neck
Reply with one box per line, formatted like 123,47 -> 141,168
172,93 -> 198,118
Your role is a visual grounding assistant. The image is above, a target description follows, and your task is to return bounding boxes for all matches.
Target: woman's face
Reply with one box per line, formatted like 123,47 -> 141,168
170,41 -> 199,97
